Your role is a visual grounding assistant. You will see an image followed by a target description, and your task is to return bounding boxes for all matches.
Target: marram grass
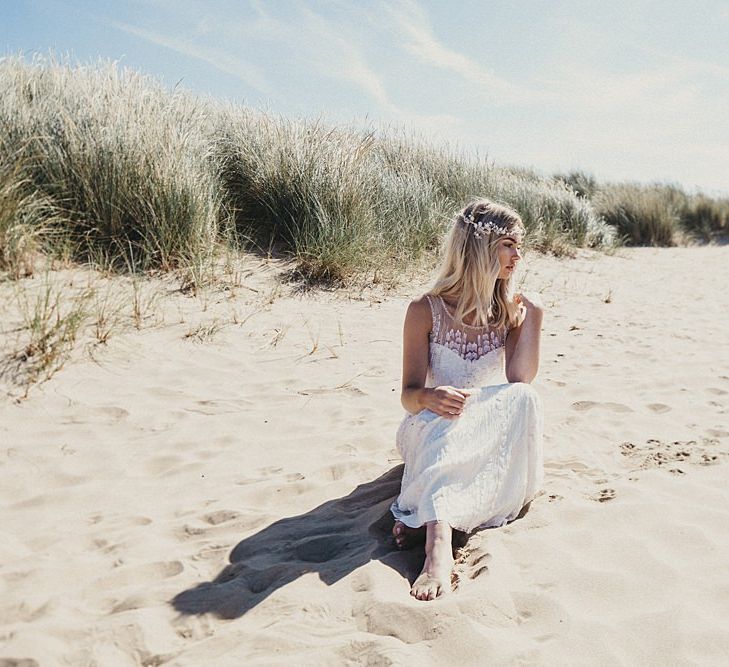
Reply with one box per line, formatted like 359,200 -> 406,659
0,55 -> 725,285
555,171 -> 728,246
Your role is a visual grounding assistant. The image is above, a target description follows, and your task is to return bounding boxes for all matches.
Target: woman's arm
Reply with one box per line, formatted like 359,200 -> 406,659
400,297 -> 432,414
400,297 -> 471,418
505,294 -> 544,384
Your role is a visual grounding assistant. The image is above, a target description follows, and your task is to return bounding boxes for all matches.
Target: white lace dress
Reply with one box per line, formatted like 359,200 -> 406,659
390,294 -> 544,532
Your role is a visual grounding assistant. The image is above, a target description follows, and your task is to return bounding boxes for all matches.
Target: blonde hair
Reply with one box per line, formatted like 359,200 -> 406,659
430,198 -> 525,332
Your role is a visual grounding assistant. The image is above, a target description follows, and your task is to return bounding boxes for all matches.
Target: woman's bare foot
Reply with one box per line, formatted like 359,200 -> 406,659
392,521 -> 426,550
411,521 -> 454,601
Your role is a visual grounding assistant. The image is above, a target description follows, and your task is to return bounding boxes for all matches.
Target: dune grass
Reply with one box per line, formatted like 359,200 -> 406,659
555,171 -> 729,246
16,279 -> 90,387
1,56 -> 222,280
0,139 -> 58,279
0,55 -> 726,287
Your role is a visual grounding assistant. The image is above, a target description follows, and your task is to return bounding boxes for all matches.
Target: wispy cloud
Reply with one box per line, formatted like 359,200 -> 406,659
537,63 -> 695,114
292,5 -> 393,110
382,0 -> 535,105
290,4 -> 461,130
111,20 -> 272,94
97,1 -> 727,193
135,1 -> 460,131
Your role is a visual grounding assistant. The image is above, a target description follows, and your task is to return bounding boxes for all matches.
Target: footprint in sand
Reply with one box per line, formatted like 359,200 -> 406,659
322,462 -> 356,481
571,400 -> 597,411
62,405 -> 130,425
177,524 -> 206,539
646,403 -> 671,413
352,600 -> 446,644
591,488 -> 616,502
337,641 -> 394,666
146,455 -> 184,475
298,384 -> 365,397
510,592 -> 569,638
128,516 -> 152,526
349,571 -> 373,593
600,401 -> 633,413
707,387 -> 728,396
96,561 -> 184,588
191,544 -> 229,562
571,400 -> 632,413
453,545 -> 492,581
467,550 -> 492,580
619,438 -> 728,471
110,595 -> 148,614
184,399 -> 252,415
203,510 -> 241,526
0,658 -> 39,667
517,609 -> 533,625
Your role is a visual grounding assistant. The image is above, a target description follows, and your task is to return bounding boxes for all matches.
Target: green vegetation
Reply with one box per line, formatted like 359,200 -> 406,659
12,278 -> 91,389
1,56 -> 726,286
554,171 -> 728,246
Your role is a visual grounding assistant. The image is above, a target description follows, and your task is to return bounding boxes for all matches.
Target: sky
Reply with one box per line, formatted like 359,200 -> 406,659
3,0 -> 729,195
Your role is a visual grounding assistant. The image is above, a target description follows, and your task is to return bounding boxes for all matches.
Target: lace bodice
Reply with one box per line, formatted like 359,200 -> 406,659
425,294 -> 510,389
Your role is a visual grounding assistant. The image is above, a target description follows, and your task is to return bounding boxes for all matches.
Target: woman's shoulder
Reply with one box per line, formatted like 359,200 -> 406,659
404,294 -> 436,327
411,293 -> 436,306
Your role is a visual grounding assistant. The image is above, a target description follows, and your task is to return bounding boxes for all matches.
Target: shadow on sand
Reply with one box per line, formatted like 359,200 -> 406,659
171,464 -> 532,619
171,465 -> 423,619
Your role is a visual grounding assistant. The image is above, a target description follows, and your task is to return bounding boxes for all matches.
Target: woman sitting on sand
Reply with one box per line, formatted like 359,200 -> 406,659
390,198 -> 544,601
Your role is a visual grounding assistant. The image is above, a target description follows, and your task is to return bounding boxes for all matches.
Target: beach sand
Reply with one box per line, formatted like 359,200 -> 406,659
1,246 -> 728,665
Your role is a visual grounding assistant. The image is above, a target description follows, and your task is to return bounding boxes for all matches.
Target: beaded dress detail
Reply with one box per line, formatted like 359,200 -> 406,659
390,295 -> 544,532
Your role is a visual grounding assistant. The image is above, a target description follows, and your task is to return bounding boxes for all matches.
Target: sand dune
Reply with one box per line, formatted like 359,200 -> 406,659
1,246 -> 728,665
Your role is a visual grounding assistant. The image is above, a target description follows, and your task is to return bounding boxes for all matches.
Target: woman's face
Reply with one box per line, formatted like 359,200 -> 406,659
496,236 -> 522,280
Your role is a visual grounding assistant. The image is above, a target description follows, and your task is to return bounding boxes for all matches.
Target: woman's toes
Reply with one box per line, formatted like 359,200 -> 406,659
393,522 -> 427,551
392,521 -> 408,549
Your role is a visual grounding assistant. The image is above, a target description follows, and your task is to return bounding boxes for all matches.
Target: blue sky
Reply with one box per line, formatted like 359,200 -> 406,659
3,0 -> 729,195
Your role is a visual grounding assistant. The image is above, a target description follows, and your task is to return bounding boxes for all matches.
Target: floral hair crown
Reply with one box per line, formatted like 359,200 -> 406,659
462,212 -> 523,241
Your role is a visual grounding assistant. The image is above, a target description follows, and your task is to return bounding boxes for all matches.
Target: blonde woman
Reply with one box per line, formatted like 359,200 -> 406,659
390,198 -> 544,601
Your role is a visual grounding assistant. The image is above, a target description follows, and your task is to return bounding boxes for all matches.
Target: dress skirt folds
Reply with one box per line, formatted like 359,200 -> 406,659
390,295 -> 544,533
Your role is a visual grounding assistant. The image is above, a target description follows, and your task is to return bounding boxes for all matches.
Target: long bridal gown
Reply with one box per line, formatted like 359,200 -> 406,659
390,294 -> 544,533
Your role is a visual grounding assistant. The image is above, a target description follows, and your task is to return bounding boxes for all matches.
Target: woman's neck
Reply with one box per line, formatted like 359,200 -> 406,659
438,294 -> 493,328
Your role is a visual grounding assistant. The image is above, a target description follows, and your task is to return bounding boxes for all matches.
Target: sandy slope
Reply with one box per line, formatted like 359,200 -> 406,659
1,246 -> 728,666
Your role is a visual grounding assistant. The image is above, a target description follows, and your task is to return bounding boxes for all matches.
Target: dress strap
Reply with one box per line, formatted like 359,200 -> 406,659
424,294 -> 441,339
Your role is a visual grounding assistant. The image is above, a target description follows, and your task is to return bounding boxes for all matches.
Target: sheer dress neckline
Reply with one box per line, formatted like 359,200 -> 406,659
437,295 -> 492,330
425,294 -> 508,363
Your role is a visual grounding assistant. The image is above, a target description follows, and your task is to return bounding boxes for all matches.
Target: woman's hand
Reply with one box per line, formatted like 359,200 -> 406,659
423,386 -> 472,420
515,292 -> 545,314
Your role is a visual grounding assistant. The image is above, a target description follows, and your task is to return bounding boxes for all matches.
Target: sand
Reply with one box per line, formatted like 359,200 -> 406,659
1,246 -> 728,666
